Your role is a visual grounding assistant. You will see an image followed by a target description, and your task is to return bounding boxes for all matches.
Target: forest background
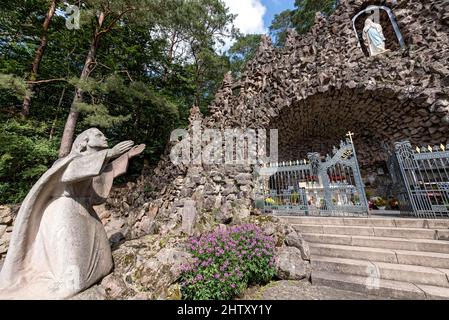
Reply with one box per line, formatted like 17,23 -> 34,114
0,0 -> 336,203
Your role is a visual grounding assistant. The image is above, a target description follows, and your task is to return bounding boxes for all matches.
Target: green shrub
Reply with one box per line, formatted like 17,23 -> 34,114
0,119 -> 58,204
179,224 -> 276,300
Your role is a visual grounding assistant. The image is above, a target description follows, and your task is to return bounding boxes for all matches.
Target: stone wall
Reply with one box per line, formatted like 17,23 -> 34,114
205,0 -> 449,168
111,0 -> 448,237
0,206 -> 18,265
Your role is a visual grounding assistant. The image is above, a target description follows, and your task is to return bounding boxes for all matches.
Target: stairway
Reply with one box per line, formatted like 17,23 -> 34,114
278,215 -> 449,300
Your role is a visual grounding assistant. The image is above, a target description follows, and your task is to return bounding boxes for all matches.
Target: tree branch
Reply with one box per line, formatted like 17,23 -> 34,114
97,8 -> 136,37
26,78 -> 68,84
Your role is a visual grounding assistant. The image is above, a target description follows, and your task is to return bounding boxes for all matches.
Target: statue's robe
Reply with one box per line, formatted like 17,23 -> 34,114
0,150 -> 130,299
363,23 -> 387,56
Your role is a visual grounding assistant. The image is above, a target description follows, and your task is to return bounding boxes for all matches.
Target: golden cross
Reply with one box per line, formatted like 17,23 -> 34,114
346,131 -> 355,144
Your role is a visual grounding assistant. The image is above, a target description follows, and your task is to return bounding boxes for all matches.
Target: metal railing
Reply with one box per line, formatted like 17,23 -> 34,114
393,141 -> 449,218
255,137 -> 368,216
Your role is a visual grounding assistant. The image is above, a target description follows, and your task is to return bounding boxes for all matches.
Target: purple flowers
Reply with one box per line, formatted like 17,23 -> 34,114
196,274 -> 203,281
179,223 -> 276,300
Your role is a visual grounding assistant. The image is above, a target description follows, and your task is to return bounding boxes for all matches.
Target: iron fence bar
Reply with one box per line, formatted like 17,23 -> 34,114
347,133 -> 369,212
393,141 -> 449,218
258,135 -> 369,217
418,157 -> 434,218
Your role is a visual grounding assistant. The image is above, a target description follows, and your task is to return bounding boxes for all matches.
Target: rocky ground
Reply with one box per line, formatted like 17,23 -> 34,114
1,202 -> 313,301
91,214 -> 313,300
239,280 -> 388,300
76,279 -> 389,301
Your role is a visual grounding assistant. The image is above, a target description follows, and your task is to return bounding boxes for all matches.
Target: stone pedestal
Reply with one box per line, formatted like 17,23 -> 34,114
182,200 -> 197,236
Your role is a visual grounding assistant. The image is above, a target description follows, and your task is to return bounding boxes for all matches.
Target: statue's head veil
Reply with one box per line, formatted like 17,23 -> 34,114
70,128 -> 101,156
364,18 -> 374,31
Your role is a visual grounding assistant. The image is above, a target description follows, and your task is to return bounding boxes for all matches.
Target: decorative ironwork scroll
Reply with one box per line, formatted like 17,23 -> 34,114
255,135 -> 368,217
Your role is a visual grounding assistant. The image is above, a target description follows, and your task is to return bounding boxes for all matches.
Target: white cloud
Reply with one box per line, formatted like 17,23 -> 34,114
224,0 -> 267,34
219,0 -> 267,52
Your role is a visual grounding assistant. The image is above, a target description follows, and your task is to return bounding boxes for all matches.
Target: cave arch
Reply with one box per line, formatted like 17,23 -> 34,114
139,0 -> 449,224
258,84 -> 449,198
266,86 -> 448,175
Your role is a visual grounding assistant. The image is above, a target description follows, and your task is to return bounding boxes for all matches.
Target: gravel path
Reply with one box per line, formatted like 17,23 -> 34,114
240,280 -> 390,300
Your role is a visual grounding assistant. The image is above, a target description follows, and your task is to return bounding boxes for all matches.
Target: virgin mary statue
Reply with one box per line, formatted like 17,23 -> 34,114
363,18 -> 387,56
0,128 -> 145,299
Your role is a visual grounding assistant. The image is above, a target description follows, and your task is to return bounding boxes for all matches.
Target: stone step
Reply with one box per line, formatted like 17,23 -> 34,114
312,271 -> 449,300
293,224 -> 449,240
310,243 -> 449,269
311,256 -> 449,288
279,216 -> 449,229
303,233 -> 449,254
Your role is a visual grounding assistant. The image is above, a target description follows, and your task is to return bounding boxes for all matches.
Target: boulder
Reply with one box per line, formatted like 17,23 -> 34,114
285,230 -> 311,261
0,206 -> 13,225
0,225 -> 6,238
275,246 -> 311,281
70,285 -> 107,300
101,234 -> 192,300
216,203 -> 233,224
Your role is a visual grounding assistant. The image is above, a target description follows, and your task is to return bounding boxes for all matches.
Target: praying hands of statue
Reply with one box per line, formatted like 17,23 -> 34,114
127,144 -> 146,158
107,141 -> 146,160
107,140 -> 135,159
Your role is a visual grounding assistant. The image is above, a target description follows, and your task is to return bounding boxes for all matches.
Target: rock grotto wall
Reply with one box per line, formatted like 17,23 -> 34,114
112,0 -> 449,240
0,206 -> 17,265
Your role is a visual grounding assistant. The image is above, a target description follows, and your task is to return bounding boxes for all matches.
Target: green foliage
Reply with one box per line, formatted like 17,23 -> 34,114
0,119 -> 58,203
98,75 -> 180,161
228,34 -> 261,77
180,224 -> 276,300
75,102 -> 131,128
269,10 -> 295,47
0,73 -> 27,99
270,0 -> 338,46
152,0 -> 236,109
292,0 -> 337,33
0,0 -> 239,204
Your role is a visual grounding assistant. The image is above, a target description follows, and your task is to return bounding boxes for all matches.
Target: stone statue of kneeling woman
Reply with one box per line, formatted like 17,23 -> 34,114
0,128 -> 145,299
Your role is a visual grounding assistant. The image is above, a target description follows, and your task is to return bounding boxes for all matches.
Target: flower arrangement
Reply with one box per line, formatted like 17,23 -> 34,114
389,198 -> 399,209
179,224 -> 276,300
374,197 -> 387,208
291,191 -> 299,204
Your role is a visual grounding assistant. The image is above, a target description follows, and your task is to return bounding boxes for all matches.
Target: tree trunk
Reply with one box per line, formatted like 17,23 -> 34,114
49,86 -> 66,139
58,13 -> 105,157
21,0 -> 58,118
162,31 -> 177,82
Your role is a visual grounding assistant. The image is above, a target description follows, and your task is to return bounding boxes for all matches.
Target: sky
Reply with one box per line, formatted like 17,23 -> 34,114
223,0 -> 295,35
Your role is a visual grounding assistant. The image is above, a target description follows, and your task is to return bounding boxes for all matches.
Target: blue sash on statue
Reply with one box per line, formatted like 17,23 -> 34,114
367,27 -> 383,47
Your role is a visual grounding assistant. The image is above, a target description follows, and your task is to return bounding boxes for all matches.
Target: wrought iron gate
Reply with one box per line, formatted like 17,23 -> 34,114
392,141 -> 449,218
254,137 -> 369,216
